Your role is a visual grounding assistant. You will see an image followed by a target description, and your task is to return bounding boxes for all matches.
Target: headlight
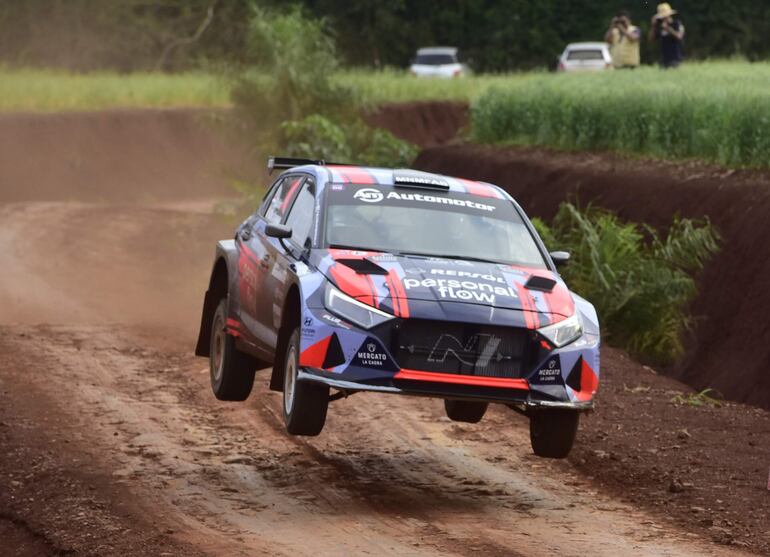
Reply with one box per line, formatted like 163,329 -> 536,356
324,283 -> 394,329
538,313 -> 582,348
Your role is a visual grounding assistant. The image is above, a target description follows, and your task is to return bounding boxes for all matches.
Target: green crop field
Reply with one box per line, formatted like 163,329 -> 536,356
472,61 -> 770,168
0,68 -> 231,112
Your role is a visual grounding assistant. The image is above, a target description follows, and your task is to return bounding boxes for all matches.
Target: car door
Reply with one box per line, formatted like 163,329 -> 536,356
235,175 -> 299,351
260,177 -> 317,336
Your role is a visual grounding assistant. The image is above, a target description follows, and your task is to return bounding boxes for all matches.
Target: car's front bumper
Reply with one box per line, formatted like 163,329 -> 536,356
297,368 -> 595,411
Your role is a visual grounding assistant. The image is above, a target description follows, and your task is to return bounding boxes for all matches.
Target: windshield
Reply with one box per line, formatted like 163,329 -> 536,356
414,53 -> 457,65
324,184 -> 547,269
567,49 -> 604,61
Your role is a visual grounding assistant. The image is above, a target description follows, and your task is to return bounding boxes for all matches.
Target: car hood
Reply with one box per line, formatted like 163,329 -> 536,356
313,249 -> 575,328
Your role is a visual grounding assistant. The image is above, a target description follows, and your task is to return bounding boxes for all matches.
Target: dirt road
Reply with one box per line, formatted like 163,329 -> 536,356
0,111 -> 764,556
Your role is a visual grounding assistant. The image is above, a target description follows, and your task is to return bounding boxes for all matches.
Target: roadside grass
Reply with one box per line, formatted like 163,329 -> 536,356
670,388 -> 724,408
341,68 -> 535,105
0,67 -> 531,112
0,68 -> 231,112
534,203 -> 720,364
472,61 -> 770,168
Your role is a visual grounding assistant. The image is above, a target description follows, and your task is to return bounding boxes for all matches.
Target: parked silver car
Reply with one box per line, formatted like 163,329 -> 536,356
409,47 -> 467,78
557,42 -> 613,72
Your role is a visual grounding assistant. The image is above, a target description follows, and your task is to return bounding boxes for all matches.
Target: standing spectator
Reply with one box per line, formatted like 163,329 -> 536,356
649,3 -> 685,68
605,11 -> 641,69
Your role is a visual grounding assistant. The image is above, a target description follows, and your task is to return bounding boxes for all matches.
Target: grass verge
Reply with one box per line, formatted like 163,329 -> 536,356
341,68 -> 535,105
0,67 -> 532,112
472,61 -> 770,168
0,68 -> 231,112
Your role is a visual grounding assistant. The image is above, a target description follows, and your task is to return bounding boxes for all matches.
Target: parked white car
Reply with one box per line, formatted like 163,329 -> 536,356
557,42 -> 613,72
409,47 -> 467,78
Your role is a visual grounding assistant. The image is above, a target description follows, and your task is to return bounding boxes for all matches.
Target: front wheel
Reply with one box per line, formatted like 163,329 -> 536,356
529,409 -> 580,459
283,328 -> 329,436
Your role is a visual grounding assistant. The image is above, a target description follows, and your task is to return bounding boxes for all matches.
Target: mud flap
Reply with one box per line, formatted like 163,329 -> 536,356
194,290 -> 216,357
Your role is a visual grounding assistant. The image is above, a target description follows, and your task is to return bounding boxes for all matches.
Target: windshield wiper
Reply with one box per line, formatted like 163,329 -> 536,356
396,251 -> 503,265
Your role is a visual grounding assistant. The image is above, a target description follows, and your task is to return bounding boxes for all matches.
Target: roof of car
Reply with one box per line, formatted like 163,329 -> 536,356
294,164 -> 508,200
565,42 -> 608,50
416,46 -> 458,55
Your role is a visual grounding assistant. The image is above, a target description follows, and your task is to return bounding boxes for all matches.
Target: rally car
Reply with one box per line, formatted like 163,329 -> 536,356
195,157 -> 600,458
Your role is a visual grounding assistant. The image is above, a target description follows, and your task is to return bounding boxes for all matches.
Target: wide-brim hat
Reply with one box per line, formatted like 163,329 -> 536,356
656,3 -> 677,18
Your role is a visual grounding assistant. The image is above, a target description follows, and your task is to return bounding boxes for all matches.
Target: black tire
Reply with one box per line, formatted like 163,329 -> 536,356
282,328 -> 329,436
209,299 -> 255,401
444,399 -> 488,423
529,409 -> 580,459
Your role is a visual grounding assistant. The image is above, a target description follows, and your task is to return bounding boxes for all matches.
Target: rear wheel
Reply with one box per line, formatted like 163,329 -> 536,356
209,299 -> 255,401
529,409 -> 580,459
444,400 -> 488,423
283,328 -> 329,436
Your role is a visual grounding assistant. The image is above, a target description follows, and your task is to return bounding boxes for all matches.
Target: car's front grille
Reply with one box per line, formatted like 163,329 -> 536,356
392,320 -> 537,378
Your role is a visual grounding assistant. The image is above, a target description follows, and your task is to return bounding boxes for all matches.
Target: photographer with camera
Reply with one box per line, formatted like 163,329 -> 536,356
649,3 -> 685,68
605,10 -> 641,69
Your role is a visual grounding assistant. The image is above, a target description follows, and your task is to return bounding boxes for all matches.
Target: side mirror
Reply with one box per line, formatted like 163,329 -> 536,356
266,223 -> 292,239
550,251 -> 571,268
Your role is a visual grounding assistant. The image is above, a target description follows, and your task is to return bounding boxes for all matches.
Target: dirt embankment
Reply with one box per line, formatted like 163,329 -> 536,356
363,101 -> 468,148
415,144 -> 770,410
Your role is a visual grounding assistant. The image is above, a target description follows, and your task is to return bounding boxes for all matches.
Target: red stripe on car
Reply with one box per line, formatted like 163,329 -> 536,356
395,369 -> 530,390
240,243 -> 260,263
386,269 -> 410,318
299,335 -> 332,368
365,274 -> 380,308
331,166 -> 376,184
573,359 -> 599,401
456,178 -> 502,199
329,264 -> 376,307
513,283 -> 538,329
280,177 -> 303,213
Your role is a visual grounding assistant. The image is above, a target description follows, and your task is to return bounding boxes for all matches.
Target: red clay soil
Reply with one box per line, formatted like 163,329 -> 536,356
363,101 -> 468,148
415,144 -> 770,410
567,348 -> 770,553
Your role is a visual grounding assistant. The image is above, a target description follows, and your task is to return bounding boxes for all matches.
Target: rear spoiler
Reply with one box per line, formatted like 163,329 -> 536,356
267,156 -> 353,175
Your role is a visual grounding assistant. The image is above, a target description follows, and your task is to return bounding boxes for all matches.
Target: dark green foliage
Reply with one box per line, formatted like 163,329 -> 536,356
282,115 -> 417,167
290,0 -> 770,71
230,5 -> 358,154
0,0 -> 252,71
231,7 -> 416,171
2,1 -> 769,71
534,203 -> 719,363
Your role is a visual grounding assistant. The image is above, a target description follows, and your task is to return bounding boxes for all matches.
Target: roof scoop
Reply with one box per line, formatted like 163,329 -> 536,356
524,275 -> 557,293
393,170 -> 450,191
336,258 -> 389,275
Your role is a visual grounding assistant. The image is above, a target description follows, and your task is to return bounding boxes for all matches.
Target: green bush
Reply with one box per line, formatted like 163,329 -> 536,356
230,6 -> 357,151
231,6 -> 415,169
282,115 -> 417,167
472,62 -> 770,168
534,203 -> 720,363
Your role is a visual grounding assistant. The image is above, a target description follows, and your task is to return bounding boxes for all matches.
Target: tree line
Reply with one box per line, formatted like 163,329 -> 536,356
0,0 -> 767,72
